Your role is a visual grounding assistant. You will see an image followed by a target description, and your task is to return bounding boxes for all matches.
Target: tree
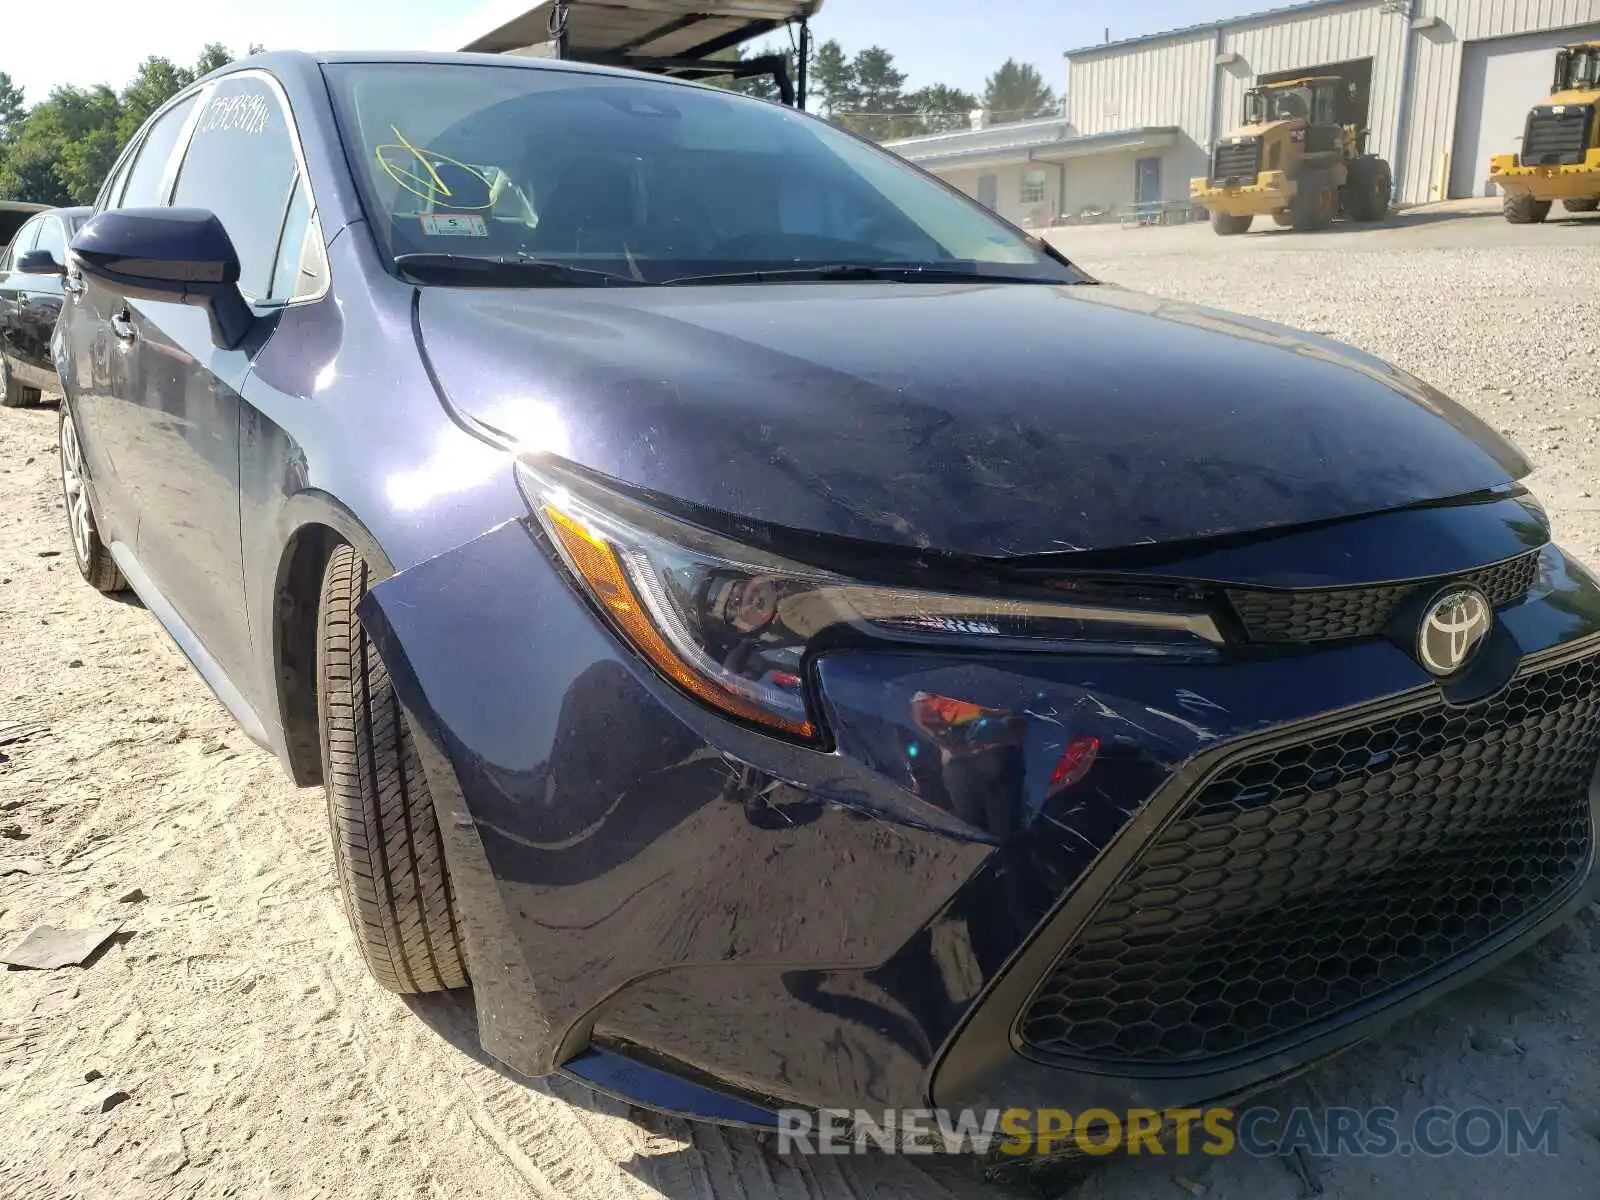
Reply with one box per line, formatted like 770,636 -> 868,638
194,42 -> 235,77
117,56 -> 196,143
0,46 -> 245,204
983,58 -> 1058,124
809,39 -> 857,118
0,85 -> 123,204
0,73 -> 25,144
903,83 -> 979,135
841,46 -> 913,140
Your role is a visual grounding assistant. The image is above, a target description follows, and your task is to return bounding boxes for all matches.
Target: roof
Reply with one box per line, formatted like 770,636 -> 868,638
886,113 -> 1074,153
460,0 -> 822,62
0,201 -> 51,214
1065,0 -> 1356,58
887,120 -> 1180,168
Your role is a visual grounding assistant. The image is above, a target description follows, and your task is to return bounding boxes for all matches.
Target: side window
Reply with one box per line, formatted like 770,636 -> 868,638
1312,86 -> 1337,127
119,93 -> 201,209
99,151 -> 136,211
172,76 -> 300,300
269,175 -> 329,302
33,217 -> 68,264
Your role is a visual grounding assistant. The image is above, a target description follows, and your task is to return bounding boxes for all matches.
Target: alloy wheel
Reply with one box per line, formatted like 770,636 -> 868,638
60,412 -> 93,567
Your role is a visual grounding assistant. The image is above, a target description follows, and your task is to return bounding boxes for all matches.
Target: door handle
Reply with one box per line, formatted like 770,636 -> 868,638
63,274 -> 85,297
109,310 -> 137,342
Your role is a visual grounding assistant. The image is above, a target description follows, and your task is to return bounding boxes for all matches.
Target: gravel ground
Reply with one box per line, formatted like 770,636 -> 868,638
4,203 -> 1600,1200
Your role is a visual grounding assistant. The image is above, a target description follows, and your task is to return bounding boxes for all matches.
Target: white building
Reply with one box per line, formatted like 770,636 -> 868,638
888,0 -> 1600,222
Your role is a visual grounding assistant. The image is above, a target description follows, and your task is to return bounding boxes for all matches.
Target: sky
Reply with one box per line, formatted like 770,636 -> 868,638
6,0 -> 1256,107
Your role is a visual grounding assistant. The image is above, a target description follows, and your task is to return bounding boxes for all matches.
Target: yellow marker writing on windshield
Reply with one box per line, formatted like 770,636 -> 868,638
374,127 -> 496,210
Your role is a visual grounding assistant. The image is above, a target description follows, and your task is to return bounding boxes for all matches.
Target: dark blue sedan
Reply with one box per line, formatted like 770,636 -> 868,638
32,49 -> 1600,1141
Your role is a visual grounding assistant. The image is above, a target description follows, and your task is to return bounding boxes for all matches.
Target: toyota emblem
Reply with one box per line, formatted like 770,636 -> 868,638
1417,587 -> 1492,677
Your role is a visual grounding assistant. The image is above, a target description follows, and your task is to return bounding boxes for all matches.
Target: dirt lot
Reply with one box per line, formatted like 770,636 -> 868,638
4,203 -> 1600,1200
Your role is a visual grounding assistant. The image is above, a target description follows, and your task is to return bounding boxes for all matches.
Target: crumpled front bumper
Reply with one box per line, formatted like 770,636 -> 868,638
358,510 -> 1600,1123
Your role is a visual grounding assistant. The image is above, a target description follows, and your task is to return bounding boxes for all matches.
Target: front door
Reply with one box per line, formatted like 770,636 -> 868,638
977,173 -> 999,210
62,90 -> 202,551
1135,156 -> 1163,205
115,72 -> 307,686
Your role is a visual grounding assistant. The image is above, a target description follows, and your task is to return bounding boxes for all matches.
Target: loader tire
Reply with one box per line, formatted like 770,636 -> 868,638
1504,194 -> 1551,224
1343,156 -> 1392,221
1290,172 -> 1336,231
1211,211 -> 1252,236
1562,197 -> 1599,213
318,542 -> 468,994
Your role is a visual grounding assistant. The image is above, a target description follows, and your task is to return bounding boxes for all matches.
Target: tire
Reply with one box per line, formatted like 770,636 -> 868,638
1,354 -> 41,408
1272,208 -> 1294,227
1290,172 -> 1336,231
317,542 -> 468,994
1562,197 -> 1599,213
58,408 -> 125,592
1504,193 -> 1552,224
1210,211 -> 1252,236
1342,156 -> 1392,222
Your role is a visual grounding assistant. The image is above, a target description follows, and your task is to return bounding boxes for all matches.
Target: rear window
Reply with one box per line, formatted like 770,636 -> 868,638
0,209 -> 38,249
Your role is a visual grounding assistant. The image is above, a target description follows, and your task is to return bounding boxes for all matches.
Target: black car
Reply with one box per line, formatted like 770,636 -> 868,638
30,50 -> 1600,1143
0,205 -> 92,406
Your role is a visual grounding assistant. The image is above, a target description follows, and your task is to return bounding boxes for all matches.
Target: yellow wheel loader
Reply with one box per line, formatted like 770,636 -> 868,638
1489,43 -> 1600,223
1191,77 -> 1393,235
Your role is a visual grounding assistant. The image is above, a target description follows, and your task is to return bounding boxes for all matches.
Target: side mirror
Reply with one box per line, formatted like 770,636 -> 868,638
70,207 -> 253,349
16,248 -> 66,277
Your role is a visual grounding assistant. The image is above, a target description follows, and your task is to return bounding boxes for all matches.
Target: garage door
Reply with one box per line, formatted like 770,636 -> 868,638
1450,24 -> 1600,198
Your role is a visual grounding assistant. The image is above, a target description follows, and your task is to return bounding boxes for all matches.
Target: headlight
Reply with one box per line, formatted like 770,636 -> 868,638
517,458 -> 1224,743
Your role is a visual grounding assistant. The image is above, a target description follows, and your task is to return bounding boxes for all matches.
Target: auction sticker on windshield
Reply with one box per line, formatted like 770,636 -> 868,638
419,214 -> 488,237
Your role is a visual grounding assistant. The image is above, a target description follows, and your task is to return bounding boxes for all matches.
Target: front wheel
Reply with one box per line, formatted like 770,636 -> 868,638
1290,174 -> 1336,231
1504,193 -> 1552,223
1342,156 -> 1392,222
317,543 -> 468,994
1562,197 -> 1599,213
58,408 -> 125,592
1211,211 -> 1252,236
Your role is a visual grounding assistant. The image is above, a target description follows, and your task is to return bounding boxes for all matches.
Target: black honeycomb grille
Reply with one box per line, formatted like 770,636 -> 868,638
1226,551 -> 1539,644
1019,652 -> 1600,1066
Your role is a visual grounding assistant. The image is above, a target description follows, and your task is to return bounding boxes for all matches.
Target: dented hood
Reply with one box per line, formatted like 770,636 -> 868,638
416,281 -> 1527,558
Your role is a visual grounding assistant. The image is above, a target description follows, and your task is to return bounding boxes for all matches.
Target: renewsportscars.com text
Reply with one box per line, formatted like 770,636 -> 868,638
775,1105 -> 1561,1158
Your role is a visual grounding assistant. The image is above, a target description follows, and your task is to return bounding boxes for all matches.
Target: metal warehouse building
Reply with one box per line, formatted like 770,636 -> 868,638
889,0 -> 1600,225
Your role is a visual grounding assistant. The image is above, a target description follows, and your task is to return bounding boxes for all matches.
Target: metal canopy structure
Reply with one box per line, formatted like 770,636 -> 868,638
461,1 -> 823,107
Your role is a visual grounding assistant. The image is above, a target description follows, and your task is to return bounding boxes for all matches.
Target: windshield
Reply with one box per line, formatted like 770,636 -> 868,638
1246,86 -> 1312,124
324,62 -> 1077,286
1559,48 -> 1598,90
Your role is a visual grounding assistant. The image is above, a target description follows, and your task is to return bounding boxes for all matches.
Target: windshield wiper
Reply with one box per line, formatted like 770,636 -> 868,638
661,263 -> 1063,286
394,253 -> 643,288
